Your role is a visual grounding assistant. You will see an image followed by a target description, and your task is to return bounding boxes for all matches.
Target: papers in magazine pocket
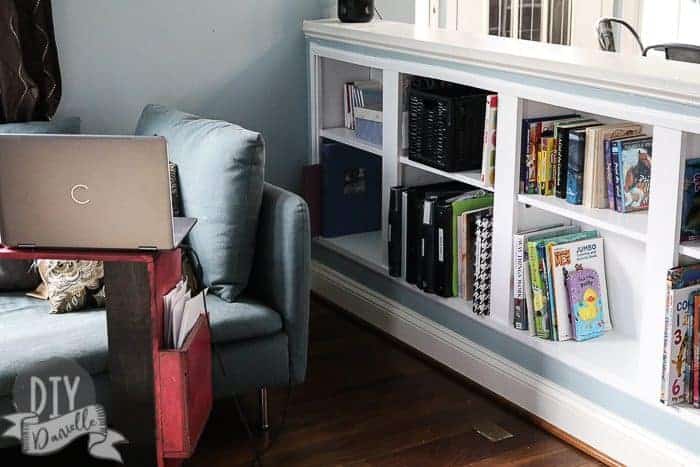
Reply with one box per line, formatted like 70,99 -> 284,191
163,280 -> 208,349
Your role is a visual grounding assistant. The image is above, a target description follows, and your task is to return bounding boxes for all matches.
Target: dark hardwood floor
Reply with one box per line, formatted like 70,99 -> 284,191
190,297 -> 602,467
1,297 -> 603,466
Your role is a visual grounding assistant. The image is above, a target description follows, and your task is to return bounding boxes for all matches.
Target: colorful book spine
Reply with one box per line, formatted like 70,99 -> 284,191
681,158 -> 700,242
661,286 -> 693,405
539,242 -> 558,340
688,292 -> 697,404
537,137 -> 556,196
513,234 -> 528,330
457,212 -> 468,299
526,122 -> 543,194
481,95 -> 498,187
611,140 -> 624,212
528,242 -> 551,339
524,264 -> 536,336
566,130 -> 586,205
554,127 -> 570,199
661,264 -> 700,406
604,139 -> 616,211
694,294 -> 700,407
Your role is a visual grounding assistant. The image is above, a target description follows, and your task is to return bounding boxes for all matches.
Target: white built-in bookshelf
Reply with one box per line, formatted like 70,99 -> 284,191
304,19 -> 700,454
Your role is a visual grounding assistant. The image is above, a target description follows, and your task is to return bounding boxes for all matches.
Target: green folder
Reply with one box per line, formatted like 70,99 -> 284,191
451,192 -> 494,296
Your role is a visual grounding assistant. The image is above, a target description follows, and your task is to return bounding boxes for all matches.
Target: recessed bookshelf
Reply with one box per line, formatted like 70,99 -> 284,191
306,20 -> 700,462
517,194 -> 648,243
321,127 -> 383,157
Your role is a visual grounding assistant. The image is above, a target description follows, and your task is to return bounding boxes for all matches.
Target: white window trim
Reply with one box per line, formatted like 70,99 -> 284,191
440,0 -> 619,50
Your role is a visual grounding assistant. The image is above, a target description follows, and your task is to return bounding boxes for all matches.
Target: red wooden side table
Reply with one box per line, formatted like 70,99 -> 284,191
0,247 -> 212,467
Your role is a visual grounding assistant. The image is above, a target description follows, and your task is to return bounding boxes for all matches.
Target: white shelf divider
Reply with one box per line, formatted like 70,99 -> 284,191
399,156 -> 494,192
517,194 -> 648,242
320,127 -> 383,157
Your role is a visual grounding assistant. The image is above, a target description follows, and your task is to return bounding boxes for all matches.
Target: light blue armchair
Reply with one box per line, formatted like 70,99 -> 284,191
0,109 -> 311,442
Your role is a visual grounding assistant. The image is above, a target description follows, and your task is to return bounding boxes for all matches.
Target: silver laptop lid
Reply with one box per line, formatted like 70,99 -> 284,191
0,134 -> 174,250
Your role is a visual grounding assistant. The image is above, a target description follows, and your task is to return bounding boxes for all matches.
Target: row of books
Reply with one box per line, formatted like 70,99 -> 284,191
388,182 -> 494,314
343,80 -> 382,130
661,264 -> 700,407
520,115 -> 652,213
512,224 -> 612,341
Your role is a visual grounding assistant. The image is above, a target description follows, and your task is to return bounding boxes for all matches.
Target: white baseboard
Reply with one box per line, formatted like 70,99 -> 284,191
312,260 -> 698,467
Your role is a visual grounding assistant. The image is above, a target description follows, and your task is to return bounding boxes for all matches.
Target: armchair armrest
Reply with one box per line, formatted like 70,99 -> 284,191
247,183 -> 310,384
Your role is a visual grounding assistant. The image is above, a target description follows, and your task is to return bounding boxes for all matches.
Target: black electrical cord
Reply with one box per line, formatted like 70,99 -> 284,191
374,6 -> 383,20
181,244 -> 294,467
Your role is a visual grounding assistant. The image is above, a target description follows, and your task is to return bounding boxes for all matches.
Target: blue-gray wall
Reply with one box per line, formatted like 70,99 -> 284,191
52,0 -> 323,192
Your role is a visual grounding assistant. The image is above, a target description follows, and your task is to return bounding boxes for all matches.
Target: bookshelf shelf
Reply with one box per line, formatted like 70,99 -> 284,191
679,241 -> 700,259
320,127 -> 383,157
394,278 -> 639,396
314,231 -> 387,274
399,156 -> 494,192
517,194 -> 648,242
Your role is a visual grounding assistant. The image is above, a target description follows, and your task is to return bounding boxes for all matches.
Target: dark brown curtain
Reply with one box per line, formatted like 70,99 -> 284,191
0,0 -> 61,123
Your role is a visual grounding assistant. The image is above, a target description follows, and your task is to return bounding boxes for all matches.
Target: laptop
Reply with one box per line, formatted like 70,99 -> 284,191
0,134 -> 195,250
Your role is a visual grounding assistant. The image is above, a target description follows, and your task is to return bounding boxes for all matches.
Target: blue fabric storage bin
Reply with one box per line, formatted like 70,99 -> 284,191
355,106 -> 382,146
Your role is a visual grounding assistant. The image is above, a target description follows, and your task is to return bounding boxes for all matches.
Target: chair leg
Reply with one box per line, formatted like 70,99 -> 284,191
259,387 -> 270,436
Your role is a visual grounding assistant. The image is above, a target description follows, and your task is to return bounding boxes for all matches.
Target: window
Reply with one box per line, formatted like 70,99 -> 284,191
442,0 -> 613,49
487,0 -> 572,44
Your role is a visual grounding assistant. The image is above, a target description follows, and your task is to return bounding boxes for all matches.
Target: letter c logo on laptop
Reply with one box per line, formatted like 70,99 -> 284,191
70,184 -> 91,206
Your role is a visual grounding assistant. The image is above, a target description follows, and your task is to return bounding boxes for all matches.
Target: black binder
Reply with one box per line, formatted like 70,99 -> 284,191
434,201 -> 454,297
418,190 -> 465,293
388,186 -> 406,277
405,182 -> 466,285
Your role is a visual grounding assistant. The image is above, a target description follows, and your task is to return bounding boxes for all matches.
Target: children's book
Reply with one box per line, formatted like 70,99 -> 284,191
512,224 -> 573,331
694,293 -> 700,407
549,237 -> 611,341
527,230 -> 597,339
687,291 -> 699,404
564,266 -> 605,341
681,158 -> 700,242
611,136 -> 652,213
661,264 -> 700,406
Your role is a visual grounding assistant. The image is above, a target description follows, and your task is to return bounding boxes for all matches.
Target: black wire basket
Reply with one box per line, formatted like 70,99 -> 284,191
408,80 -> 490,172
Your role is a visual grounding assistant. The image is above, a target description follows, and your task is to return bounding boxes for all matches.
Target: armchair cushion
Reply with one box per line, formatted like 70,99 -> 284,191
135,105 -> 265,302
0,294 -> 107,398
206,294 -> 283,345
